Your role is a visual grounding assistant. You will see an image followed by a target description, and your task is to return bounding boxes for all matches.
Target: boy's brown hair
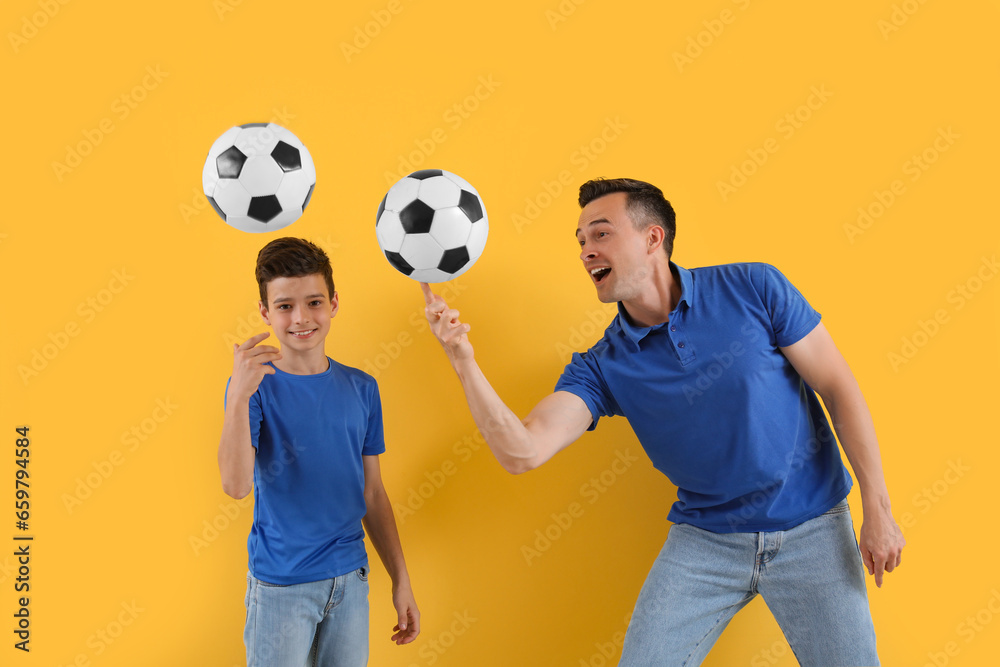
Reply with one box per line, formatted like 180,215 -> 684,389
255,237 -> 335,307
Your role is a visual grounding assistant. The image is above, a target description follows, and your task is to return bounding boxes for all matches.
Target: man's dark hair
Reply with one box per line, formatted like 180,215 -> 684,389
578,178 -> 676,258
255,237 -> 335,307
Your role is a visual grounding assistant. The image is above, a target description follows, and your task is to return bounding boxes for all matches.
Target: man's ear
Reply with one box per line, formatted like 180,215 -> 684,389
329,291 -> 340,318
259,300 -> 271,326
646,225 -> 665,254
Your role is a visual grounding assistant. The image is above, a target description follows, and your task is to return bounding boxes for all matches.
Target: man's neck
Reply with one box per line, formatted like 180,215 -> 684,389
620,262 -> 681,328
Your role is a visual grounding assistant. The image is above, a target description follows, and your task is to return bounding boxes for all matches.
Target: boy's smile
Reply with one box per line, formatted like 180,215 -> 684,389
260,274 -> 339,373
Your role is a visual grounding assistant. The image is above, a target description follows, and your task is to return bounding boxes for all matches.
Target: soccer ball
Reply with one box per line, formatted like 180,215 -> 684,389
375,169 -> 488,283
202,123 -> 316,233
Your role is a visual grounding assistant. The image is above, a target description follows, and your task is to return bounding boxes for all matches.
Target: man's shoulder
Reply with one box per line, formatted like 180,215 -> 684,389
689,260 -> 775,280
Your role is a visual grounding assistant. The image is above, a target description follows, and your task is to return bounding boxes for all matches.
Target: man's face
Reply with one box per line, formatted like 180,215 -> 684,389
576,192 -> 653,304
259,274 -> 338,354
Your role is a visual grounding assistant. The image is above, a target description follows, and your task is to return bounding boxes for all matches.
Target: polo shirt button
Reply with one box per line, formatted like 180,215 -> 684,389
670,326 -> 677,332
678,342 -> 686,348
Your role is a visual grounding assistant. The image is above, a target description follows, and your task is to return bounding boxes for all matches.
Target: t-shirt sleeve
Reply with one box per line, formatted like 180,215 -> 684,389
362,380 -> 387,456
758,264 -> 822,347
224,377 -> 263,450
553,349 -> 621,432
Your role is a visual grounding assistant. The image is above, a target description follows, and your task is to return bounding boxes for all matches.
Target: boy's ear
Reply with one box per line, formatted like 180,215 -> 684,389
259,300 -> 271,326
329,291 -> 340,318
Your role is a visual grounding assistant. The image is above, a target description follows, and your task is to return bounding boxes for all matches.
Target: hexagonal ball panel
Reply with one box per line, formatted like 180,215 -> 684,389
385,177 -> 420,212
429,207 -> 473,249
376,211 -> 406,253
239,156 -> 284,195
418,176 -> 461,209
399,233 -> 444,270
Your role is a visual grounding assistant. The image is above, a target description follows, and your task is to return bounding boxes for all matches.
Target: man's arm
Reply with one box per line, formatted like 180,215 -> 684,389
780,322 -> 906,587
421,283 -> 593,474
362,455 -> 419,645
218,332 -> 281,499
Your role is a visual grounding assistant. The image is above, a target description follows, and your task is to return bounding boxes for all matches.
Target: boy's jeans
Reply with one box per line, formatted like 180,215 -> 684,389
244,567 -> 369,667
619,500 -> 880,666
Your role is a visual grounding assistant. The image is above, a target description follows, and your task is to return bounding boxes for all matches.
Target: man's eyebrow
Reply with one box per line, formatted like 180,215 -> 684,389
575,218 -> 612,236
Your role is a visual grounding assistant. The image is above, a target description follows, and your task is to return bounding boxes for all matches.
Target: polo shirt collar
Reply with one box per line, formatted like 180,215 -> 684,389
614,262 -> 694,347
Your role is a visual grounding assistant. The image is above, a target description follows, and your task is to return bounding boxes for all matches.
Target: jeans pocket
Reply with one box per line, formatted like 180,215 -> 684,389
821,500 -> 850,516
356,566 -> 368,582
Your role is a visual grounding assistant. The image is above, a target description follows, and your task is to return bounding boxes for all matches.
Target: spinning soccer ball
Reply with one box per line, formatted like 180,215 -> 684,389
375,169 -> 488,283
202,123 -> 316,233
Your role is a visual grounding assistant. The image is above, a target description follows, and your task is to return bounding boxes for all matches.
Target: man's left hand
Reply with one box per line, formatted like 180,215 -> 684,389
859,503 -> 906,587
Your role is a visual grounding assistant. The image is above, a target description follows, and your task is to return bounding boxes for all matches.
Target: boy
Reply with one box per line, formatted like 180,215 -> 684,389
219,237 -> 419,666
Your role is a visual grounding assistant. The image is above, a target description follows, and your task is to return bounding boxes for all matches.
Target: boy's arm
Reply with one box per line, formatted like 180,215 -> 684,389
362,455 -> 420,645
421,283 -> 593,474
218,333 -> 281,499
780,322 -> 906,588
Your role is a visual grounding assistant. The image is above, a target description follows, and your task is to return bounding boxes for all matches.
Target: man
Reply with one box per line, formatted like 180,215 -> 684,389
420,178 -> 904,665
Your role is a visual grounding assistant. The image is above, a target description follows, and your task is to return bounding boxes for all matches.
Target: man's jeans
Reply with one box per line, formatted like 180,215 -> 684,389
244,567 -> 369,667
619,500 -> 880,666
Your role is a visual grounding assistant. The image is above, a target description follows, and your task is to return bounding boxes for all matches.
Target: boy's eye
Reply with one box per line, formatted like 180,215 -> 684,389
310,300 -> 322,306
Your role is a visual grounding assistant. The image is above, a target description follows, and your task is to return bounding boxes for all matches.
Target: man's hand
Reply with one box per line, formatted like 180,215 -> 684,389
859,503 -> 905,587
390,582 -> 420,645
421,282 -> 473,364
227,332 -> 281,403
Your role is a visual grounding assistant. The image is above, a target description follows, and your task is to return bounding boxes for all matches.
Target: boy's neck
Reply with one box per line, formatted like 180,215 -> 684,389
273,348 -> 330,375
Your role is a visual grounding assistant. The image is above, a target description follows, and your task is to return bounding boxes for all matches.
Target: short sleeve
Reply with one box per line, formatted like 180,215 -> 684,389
362,380 -> 387,456
758,264 -> 822,347
224,377 -> 263,450
553,349 -> 621,431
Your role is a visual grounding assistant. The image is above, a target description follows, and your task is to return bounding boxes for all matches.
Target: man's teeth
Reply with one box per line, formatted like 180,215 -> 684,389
591,267 -> 611,278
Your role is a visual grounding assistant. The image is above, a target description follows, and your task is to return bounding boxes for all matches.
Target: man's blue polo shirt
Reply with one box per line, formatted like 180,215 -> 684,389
555,262 -> 852,533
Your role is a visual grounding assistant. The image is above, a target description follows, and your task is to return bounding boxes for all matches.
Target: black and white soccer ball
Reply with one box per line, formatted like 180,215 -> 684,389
375,169 -> 488,283
202,123 -> 316,233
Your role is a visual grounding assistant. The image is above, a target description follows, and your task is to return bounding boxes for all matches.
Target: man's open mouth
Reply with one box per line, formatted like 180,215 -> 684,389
591,267 -> 611,284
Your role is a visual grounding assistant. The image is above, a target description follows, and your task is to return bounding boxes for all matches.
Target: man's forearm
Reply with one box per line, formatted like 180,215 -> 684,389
822,384 -> 891,509
451,357 -> 538,473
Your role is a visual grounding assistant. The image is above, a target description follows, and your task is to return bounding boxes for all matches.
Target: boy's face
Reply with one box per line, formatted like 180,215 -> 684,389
259,273 -> 338,355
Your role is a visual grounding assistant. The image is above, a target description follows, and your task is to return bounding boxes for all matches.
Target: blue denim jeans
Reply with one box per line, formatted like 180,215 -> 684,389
244,567 -> 369,667
619,500 -> 879,666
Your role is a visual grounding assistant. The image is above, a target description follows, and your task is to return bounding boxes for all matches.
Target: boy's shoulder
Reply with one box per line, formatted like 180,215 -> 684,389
326,356 -> 379,385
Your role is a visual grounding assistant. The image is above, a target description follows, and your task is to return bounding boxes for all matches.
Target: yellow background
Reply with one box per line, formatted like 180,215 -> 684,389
3,0 -> 999,664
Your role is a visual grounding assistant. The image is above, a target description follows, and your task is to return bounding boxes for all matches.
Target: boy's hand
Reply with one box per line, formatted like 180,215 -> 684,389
421,282 -> 473,363
228,332 -> 282,403
390,582 -> 420,645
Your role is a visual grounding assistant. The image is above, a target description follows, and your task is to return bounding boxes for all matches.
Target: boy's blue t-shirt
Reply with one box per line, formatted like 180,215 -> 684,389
225,357 -> 385,585
555,262 -> 853,533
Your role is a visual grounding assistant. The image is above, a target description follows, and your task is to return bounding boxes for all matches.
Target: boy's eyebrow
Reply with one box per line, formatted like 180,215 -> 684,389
272,293 -> 327,304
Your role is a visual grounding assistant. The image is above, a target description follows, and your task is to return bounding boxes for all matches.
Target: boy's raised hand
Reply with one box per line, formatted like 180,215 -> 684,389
421,282 -> 473,363
228,332 -> 282,402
